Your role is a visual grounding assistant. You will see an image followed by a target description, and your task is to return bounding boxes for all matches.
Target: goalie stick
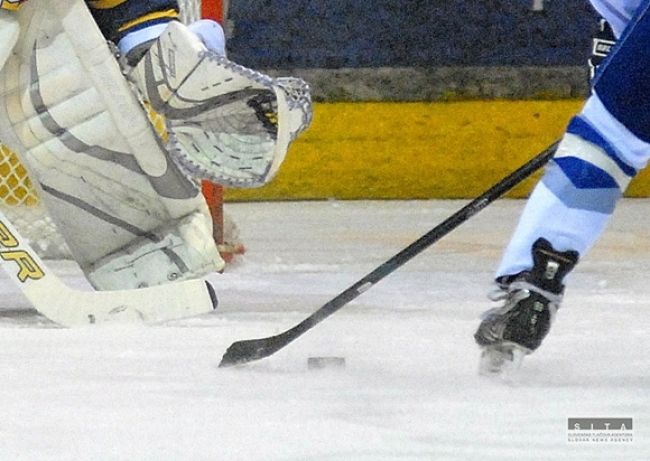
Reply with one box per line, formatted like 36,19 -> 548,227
0,209 -> 218,326
219,140 -> 560,367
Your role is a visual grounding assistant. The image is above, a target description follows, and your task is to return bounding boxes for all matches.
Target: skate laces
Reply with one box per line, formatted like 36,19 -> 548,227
484,280 -> 563,319
482,286 -> 529,319
509,280 -> 563,307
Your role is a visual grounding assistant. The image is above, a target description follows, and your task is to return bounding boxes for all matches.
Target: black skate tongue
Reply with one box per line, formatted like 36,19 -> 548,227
530,238 -> 579,294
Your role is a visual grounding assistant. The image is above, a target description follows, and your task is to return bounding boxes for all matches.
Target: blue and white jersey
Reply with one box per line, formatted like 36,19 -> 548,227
497,0 -> 650,277
590,0 -> 641,36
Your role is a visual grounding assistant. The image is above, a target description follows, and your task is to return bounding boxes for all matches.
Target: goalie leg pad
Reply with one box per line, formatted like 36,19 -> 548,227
87,211 -> 225,291
130,21 -> 313,188
0,11 -> 19,70
0,0 -> 224,289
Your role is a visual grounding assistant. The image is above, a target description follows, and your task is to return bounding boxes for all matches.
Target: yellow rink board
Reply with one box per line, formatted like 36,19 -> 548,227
225,100 -> 650,201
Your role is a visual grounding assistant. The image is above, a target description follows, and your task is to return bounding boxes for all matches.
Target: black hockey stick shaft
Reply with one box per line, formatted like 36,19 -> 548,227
219,140 -> 560,367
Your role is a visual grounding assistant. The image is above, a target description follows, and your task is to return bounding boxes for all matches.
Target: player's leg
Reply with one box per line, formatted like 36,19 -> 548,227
476,0 -> 650,372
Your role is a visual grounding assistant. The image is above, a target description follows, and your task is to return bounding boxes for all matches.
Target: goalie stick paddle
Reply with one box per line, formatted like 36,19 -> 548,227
0,209 -> 218,327
219,140 -> 560,367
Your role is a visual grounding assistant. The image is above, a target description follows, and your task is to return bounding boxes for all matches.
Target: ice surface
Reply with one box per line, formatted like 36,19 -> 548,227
1,199 -> 648,460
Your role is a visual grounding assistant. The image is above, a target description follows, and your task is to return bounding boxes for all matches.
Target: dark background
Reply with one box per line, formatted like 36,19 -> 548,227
227,0 -> 599,68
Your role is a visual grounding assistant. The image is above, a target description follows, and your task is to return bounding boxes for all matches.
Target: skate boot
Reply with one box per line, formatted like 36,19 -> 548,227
475,238 -> 579,375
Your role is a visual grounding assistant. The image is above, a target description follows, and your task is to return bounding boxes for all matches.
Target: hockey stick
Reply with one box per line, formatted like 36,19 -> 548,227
219,140 -> 560,367
0,209 -> 218,326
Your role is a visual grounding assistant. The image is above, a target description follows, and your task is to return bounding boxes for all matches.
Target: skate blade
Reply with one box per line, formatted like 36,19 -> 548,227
478,343 -> 528,378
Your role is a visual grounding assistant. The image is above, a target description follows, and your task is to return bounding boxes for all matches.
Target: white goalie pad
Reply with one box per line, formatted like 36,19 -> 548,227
0,0 -> 224,289
130,21 -> 313,188
0,11 -> 20,70
0,207 -> 218,326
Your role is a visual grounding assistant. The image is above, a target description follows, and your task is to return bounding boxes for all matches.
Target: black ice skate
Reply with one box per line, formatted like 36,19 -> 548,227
475,238 -> 579,375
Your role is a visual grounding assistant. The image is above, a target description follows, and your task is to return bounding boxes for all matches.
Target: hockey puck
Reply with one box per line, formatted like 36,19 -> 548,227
307,356 -> 346,370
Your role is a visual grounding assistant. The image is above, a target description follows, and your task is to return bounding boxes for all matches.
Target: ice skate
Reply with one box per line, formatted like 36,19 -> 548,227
475,238 -> 579,376
478,342 -> 527,377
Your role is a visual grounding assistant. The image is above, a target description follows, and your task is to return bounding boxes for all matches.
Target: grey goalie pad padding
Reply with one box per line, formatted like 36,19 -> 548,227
0,0 -> 217,275
131,21 -> 313,188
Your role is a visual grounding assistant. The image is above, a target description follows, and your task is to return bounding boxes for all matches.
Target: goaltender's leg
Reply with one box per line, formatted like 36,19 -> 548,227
475,0 -> 650,372
0,2 -> 226,291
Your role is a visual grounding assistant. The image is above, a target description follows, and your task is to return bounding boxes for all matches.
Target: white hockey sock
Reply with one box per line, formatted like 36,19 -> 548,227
496,182 -> 611,277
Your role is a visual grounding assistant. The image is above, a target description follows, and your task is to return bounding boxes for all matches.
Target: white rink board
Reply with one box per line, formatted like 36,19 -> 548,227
0,199 -> 649,460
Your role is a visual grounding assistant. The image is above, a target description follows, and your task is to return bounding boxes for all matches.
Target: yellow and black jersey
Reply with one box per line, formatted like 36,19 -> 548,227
0,0 -> 24,11
87,0 -> 179,43
1,0 -> 180,43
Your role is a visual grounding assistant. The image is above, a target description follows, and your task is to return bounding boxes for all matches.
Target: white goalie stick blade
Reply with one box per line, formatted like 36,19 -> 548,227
0,209 -> 218,326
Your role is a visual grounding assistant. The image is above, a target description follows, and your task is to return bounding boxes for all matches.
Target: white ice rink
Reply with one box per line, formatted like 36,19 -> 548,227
1,199 -> 649,460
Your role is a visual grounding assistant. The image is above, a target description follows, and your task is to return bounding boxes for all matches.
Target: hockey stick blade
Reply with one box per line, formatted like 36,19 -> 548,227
0,209 -> 218,327
219,140 -> 559,367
